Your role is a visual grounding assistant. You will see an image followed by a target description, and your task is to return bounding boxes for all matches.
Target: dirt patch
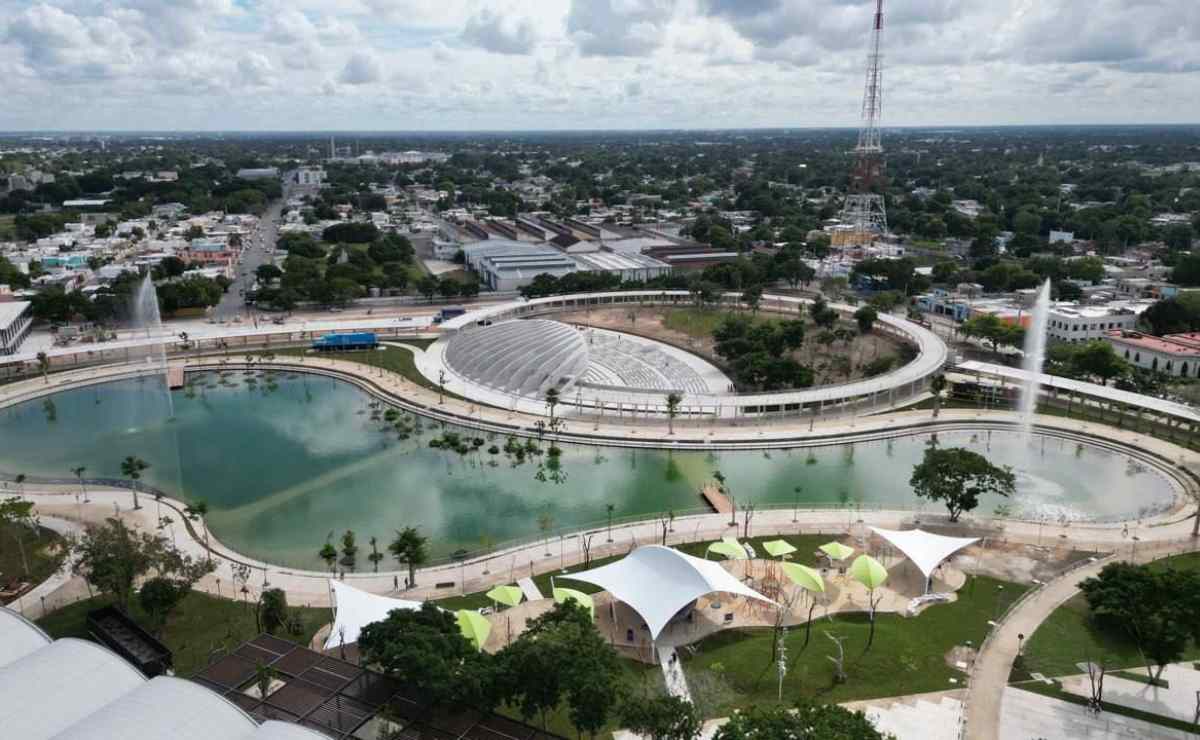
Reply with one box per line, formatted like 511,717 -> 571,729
958,541 -> 1107,586
557,306 -> 911,388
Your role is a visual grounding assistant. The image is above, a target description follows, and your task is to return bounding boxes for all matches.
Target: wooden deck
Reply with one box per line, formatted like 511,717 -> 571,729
167,365 -> 185,389
699,483 -> 732,514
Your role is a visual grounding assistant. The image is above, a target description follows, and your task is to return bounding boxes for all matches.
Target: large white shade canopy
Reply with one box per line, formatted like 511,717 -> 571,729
562,545 -> 776,639
325,580 -> 422,650
869,527 -> 978,580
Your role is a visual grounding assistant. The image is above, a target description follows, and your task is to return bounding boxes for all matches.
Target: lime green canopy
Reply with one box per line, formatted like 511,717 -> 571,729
706,536 -> 748,560
819,541 -> 855,562
486,585 -> 524,608
455,609 -> 492,651
763,540 -> 797,559
850,554 -> 889,590
781,562 -> 825,593
553,587 -> 594,618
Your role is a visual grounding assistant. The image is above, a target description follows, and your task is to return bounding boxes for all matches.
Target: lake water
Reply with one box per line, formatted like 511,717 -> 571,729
0,370 -> 1176,568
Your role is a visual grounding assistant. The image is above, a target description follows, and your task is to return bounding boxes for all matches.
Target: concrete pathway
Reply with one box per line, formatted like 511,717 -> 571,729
517,577 -> 543,602
1060,662 -> 1200,724
999,686 -> 1191,739
657,646 -> 692,703
963,539 -> 1200,740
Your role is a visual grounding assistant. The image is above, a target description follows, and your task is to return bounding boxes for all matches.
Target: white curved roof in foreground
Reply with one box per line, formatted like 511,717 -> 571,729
564,545 -> 776,639
870,527 -> 978,579
444,319 -> 589,397
0,607 -> 52,668
0,607 -> 325,740
325,580 -> 422,650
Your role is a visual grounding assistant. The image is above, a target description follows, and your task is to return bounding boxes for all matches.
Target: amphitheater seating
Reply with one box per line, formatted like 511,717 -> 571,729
579,331 -> 710,394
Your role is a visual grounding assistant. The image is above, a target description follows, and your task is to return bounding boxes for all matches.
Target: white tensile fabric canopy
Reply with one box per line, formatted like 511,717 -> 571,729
324,580 -> 422,650
869,527 -> 978,580
563,545 -> 777,639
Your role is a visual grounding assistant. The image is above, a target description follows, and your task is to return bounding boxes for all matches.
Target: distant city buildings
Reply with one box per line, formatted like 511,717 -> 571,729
1106,331 -> 1200,377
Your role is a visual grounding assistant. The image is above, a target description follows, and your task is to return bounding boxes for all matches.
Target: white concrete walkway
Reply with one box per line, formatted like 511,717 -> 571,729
1061,662 -> 1200,724
517,577 -> 543,602
657,646 -> 692,703
999,686 -> 1191,739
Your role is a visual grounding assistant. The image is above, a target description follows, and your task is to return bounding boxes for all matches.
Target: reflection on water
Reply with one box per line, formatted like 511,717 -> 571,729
0,371 -> 1177,568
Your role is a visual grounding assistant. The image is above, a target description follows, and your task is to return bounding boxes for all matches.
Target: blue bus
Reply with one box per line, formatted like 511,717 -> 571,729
311,332 -> 378,351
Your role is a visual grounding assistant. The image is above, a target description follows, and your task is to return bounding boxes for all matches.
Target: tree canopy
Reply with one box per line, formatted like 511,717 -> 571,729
712,702 -> 891,740
909,447 -> 1016,521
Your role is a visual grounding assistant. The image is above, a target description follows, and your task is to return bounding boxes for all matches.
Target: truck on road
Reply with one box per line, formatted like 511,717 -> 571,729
433,306 -> 466,324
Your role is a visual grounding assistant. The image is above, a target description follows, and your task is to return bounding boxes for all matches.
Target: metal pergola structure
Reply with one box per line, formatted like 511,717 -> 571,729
192,634 -> 562,740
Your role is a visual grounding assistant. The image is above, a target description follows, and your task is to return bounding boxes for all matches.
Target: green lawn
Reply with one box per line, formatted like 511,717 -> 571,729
1019,552 -> 1200,680
661,307 -> 733,339
0,523 -> 67,604
37,591 -> 329,677
682,576 -> 1028,710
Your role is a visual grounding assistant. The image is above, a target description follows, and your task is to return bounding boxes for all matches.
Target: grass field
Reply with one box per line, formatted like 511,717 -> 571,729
682,576 -> 1028,710
37,591 -> 329,677
1019,552 -> 1200,680
0,523 -> 67,604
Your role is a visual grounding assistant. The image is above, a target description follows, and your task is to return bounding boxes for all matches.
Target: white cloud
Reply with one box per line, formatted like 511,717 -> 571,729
0,0 -> 1196,129
339,51 -> 383,85
462,9 -> 538,55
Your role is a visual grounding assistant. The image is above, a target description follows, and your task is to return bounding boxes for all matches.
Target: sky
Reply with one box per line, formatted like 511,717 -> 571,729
1,0 -> 1199,132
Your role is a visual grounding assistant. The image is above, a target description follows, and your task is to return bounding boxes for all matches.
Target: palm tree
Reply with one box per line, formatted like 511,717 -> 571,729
544,388 -> 560,422
71,466 -> 88,503
14,473 -> 26,495
665,392 -> 682,435
120,456 -> 149,510
537,510 -> 554,557
153,492 -> 164,526
388,527 -> 428,588
185,499 -> 211,562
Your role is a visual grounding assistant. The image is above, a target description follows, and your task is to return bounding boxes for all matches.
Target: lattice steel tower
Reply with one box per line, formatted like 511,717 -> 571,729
837,0 -> 888,246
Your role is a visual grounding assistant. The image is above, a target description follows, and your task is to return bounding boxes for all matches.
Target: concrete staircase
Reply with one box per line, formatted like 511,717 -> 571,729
859,694 -> 964,740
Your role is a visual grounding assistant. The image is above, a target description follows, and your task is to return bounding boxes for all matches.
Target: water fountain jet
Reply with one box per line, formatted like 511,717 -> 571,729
1018,279 -> 1052,440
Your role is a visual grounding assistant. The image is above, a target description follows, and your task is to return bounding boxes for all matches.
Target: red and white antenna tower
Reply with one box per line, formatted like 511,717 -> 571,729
837,0 -> 888,246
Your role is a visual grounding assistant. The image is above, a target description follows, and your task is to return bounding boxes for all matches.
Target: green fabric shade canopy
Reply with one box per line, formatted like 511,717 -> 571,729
819,541 -> 855,562
762,540 -> 798,560
455,609 -> 492,651
486,585 -> 524,609
553,587 -> 594,618
781,562 -> 825,593
849,554 -> 889,589
706,536 -> 748,560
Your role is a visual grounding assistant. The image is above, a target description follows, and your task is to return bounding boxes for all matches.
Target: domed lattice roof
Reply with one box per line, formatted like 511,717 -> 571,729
444,319 -> 589,398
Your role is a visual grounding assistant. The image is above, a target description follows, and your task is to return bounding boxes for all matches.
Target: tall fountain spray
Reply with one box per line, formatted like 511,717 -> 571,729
131,272 -> 174,418
1018,280 -> 1052,439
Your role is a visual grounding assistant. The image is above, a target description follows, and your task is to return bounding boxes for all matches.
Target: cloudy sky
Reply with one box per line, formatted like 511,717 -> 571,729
2,0 -> 1198,132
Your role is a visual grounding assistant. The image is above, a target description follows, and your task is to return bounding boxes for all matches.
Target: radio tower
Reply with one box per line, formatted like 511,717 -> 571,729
837,0 -> 887,247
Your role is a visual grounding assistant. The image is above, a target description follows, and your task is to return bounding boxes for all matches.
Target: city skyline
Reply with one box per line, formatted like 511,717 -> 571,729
2,0 -> 1199,132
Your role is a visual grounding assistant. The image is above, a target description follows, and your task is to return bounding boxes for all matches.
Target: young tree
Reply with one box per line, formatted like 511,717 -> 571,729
388,526 -> 428,587
368,535 -> 384,572
909,447 -> 1015,521
36,351 -> 50,383
340,529 -> 358,571
741,284 -> 763,314
183,499 -> 211,561
619,694 -> 701,740
319,534 -> 338,572
928,373 -> 947,418
1072,341 -> 1128,386
713,701 -> 889,740
665,392 -> 682,435
138,576 -> 189,634
258,588 -> 289,635
120,455 -> 149,510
